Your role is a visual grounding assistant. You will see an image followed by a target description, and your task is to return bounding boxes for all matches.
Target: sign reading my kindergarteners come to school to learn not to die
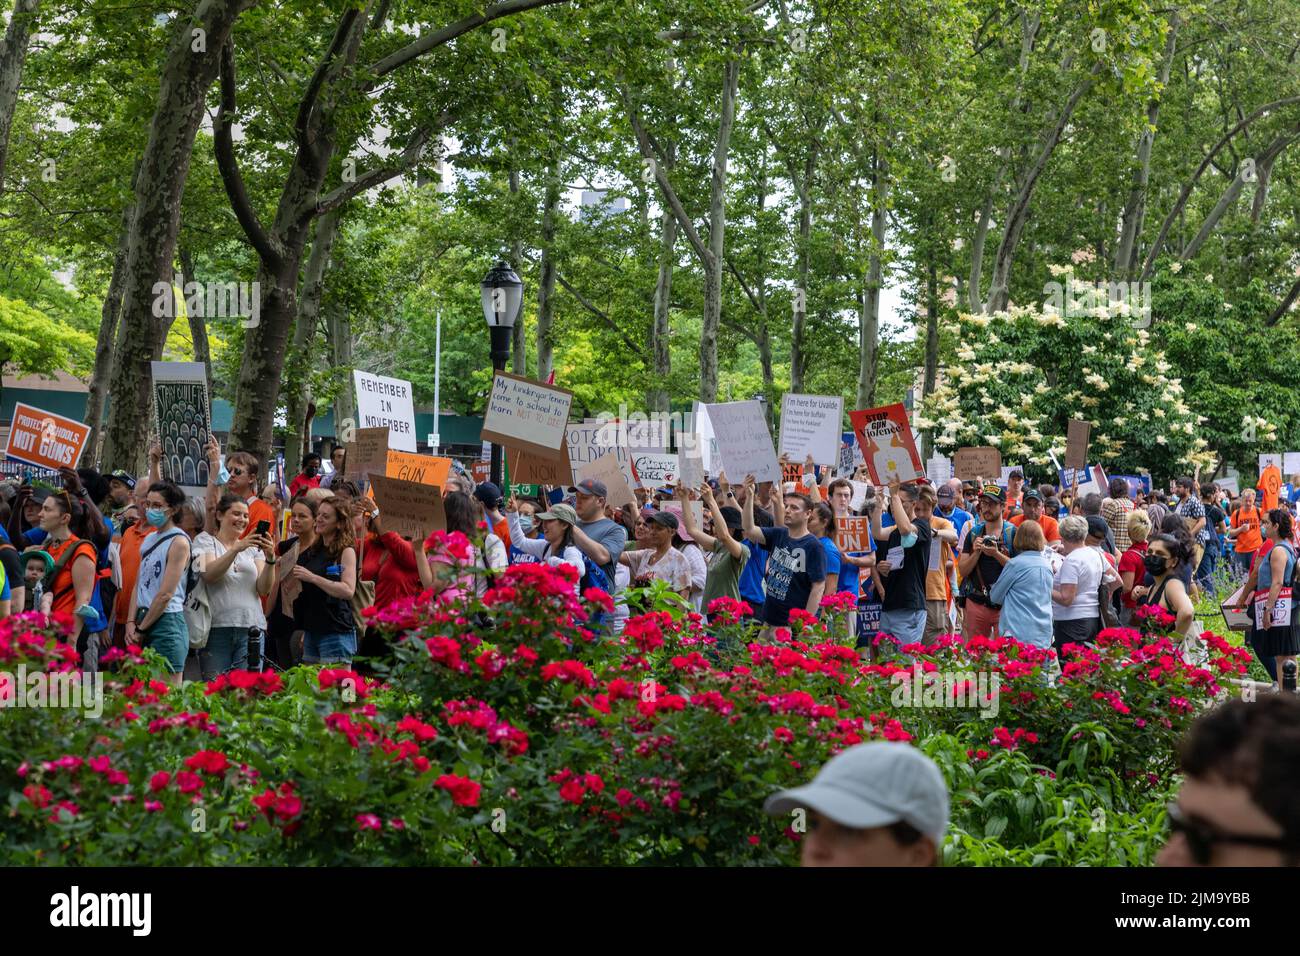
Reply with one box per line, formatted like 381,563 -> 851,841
481,372 -> 574,459
5,402 -> 92,471
353,370 -> 416,452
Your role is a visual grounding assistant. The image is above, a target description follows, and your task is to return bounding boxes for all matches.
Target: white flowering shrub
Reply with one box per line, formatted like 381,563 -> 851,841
918,267 -> 1212,478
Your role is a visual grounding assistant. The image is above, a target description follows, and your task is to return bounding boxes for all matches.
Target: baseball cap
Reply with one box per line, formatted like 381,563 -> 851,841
1022,489 -> 1043,502
108,469 -> 136,490
535,503 -> 580,526
764,742 -> 949,844
1008,468 -> 1024,480
571,478 -> 607,499
1085,515 -> 1110,540
936,485 -> 956,501
473,481 -> 503,508
644,510 -> 679,532
979,484 -> 1006,503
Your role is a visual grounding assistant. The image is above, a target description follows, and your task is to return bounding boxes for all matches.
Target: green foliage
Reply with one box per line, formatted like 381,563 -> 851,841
0,294 -> 94,377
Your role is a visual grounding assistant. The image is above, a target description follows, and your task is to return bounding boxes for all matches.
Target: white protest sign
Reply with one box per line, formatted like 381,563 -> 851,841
630,451 -> 678,487
1259,453 -> 1282,473
849,480 -> 872,512
678,442 -> 705,489
926,455 -> 953,484
353,370 -> 417,452
480,371 -> 573,457
706,400 -> 780,485
778,393 -> 843,465
1219,476 -> 1240,496
837,440 -> 855,478
692,401 -> 719,475
1284,452 -> 1300,476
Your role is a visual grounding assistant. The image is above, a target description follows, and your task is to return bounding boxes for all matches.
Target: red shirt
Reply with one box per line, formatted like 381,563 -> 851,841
1119,541 -> 1148,608
289,473 -> 322,499
361,531 -> 422,610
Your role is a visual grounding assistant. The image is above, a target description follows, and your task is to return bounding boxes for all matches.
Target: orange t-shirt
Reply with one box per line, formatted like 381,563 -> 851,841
493,516 -> 511,551
1011,512 -> 1061,542
45,536 -> 98,618
1231,507 -> 1262,554
1258,464 -> 1282,512
241,497 -> 277,539
115,522 -> 157,624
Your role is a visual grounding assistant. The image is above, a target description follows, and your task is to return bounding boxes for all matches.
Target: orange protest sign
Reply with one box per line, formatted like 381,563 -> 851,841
5,403 -> 91,471
385,450 -> 452,487
835,515 -> 873,554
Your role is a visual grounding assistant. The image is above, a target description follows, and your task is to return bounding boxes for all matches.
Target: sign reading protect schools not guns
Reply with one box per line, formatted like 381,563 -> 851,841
5,403 -> 91,471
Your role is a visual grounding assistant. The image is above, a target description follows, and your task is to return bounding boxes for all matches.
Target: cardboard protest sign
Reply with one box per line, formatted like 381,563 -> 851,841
778,393 -> 843,465
481,372 -> 573,457
151,361 -> 214,496
506,444 -> 572,486
678,447 -> 705,489
367,472 -> 445,539
835,515 -> 873,554
352,427 -> 389,483
630,451 -> 678,487
706,400 -> 780,485
572,421 -> 640,490
354,370 -> 416,452
5,402 -> 91,472
576,450 -> 637,511
385,450 -> 453,488
849,404 -> 923,486
953,446 -> 1002,481
1065,419 -> 1091,470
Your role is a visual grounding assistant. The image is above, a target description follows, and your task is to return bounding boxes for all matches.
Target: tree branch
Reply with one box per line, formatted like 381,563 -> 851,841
295,8 -> 360,165
554,272 -> 643,354
725,256 -> 763,315
365,0 -> 570,84
1266,274 -> 1300,326
215,41 -> 282,270
315,126 -> 435,217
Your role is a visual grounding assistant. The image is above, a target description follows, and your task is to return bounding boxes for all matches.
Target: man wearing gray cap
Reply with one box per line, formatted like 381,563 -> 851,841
568,477 -> 628,585
764,742 -> 949,866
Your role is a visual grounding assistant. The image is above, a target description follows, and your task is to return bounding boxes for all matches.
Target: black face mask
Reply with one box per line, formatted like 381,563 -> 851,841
305,466 -> 319,478
1143,553 -> 1169,576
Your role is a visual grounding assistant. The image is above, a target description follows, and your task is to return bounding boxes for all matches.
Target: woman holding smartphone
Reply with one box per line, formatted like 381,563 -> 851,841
290,496 -> 358,665
192,493 -> 276,678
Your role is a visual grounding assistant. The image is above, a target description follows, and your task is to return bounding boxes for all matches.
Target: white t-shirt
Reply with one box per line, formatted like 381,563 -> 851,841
193,532 -> 267,629
1052,545 -> 1104,621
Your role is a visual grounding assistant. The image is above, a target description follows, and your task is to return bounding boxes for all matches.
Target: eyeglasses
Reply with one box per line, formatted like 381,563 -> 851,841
1165,803 -> 1296,865
229,467 -> 246,477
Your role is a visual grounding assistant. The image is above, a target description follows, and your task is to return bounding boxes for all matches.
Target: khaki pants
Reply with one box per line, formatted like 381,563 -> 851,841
923,600 -> 951,641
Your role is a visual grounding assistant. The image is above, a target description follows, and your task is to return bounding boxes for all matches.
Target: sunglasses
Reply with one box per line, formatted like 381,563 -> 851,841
1165,803 -> 1296,865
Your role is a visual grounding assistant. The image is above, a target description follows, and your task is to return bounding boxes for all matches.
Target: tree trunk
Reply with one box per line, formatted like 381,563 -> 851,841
648,181 -> 676,415
1183,129 -> 1300,261
100,0 -> 254,475
82,197 -> 134,466
698,58 -> 739,404
508,158 -> 527,375
790,149 -> 814,392
857,156 -> 887,408
178,246 -> 213,397
535,158 -> 560,384
0,0 -> 39,193
1114,18 -> 1178,278
282,209 -> 339,466
922,253 -> 940,460
331,305 -> 355,435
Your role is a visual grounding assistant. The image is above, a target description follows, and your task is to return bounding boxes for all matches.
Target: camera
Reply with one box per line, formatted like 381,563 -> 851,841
980,536 -> 998,549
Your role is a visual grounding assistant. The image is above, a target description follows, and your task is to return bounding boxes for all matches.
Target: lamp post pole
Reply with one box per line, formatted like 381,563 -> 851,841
481,261 -> 524,489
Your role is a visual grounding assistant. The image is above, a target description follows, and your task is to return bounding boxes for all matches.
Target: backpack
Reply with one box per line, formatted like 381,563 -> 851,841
42,537 -> 98,609
578,554 -> 613,631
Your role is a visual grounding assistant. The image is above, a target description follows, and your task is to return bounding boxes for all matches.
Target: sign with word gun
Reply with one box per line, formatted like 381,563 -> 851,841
385,450 -> 452,488
835,515 -> 873,555
5,403 -> 91,471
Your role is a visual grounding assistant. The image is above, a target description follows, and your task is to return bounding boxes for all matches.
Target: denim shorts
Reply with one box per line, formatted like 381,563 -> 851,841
144,612 -> 189,674
303,630 -> 357,665
879,607 -> 927,645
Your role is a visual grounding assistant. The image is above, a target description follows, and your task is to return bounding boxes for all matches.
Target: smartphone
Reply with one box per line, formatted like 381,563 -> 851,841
255,519 -> 271,536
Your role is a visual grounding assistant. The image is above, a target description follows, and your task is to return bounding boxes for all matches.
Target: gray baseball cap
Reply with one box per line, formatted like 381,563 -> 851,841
764,742 -> 949,844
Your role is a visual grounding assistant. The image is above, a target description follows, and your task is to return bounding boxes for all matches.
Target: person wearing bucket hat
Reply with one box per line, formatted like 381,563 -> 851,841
765,742 -> 950,866
675,483 -> 749,617
618,507 -> 691,598
504,499 -> 586,576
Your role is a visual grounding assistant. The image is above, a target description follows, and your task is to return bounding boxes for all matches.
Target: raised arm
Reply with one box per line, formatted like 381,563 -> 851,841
677,483 -> 717,552
701,484 -> 743,561
740,475 -> 765,546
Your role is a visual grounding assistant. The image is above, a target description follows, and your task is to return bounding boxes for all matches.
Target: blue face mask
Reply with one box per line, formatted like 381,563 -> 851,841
518,515 -> 535,534
145,508 -> 169,528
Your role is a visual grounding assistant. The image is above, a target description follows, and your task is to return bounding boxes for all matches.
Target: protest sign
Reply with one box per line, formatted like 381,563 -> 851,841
837,438 -> 856,478
1065,419 -> 1091,469
691,401 -> 720,475
367,472 -> 445,539
481,372 -> 573,457
952,446 -> 1001,482
352,427 -> 389,484
1111,474 -> 1150,496
706,400 -> 780,485
849,480 -> 872,512
385,450 -> 453,488
576,451 -> 637,511
630,451 -> 678,487
926,454 -> 953,484
835,515 -> 873,554
353,370 -> 416,452
1285,452 -> 1300,476
506,445 -> 572,486
151,361 -> 214,495
1218,476 -> 1240,496
508,482 -> 539,499
471,461 -> 490,483
778,393 -> 843,465
1260,453 -> 1282,473
568,421 -> 637,490
782,461 -> 804,485
678,447 -> 705,489
849,404 -> 923,485
5,403 -> 91,472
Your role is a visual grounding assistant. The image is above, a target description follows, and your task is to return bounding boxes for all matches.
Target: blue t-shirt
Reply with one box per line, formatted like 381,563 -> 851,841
937,505 -> 972,541
819,536 -> 842,580
758,527 -> 826,627
738,540 -> 767,605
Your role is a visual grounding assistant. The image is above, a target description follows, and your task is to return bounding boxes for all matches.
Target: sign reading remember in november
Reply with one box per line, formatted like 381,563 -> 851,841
354,370 -> 416,452
481,372 -> 573,458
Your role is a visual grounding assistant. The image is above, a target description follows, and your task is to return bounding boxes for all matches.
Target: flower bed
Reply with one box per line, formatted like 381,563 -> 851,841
0,563 -> 1252,866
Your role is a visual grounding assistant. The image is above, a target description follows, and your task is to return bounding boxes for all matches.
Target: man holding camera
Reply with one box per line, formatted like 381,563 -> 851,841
957,484 -> 1015,640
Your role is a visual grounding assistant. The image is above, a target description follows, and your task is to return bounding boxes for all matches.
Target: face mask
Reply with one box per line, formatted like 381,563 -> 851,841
518,515 -> 535,534
305,466 -> 319,478
1143,553 -> 1168,576
146,508 -> 169,528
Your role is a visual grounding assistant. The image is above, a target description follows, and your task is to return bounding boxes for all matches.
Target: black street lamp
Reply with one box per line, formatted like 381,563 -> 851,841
481,261 -> 523,488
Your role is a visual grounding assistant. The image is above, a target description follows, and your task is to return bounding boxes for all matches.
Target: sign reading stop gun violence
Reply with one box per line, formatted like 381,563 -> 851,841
367,472 -> 445,539
849,403 -> 924,485
481,372 -> 573,458
778,393 -> 844,465
5,403 -> 91,472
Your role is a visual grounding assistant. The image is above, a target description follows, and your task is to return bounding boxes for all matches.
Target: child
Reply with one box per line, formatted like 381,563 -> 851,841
22,549 -> 53,614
